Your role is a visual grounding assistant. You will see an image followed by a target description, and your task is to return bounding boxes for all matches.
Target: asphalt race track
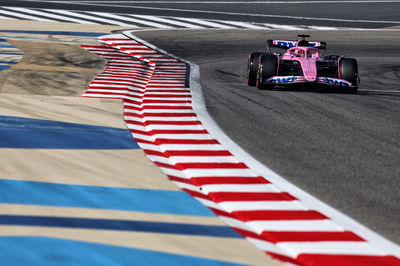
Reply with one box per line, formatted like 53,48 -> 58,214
1,0 -> 400,29
134,29 -> 400,244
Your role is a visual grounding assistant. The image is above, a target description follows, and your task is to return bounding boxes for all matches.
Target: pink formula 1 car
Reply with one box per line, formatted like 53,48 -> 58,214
247,35 -> 359,93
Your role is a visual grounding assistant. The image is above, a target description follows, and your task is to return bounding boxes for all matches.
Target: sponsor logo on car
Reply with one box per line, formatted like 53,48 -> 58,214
275,41 -> 296,48
268,76 -> 298,83
309,42 -> 321,47
322,77 -> 350,86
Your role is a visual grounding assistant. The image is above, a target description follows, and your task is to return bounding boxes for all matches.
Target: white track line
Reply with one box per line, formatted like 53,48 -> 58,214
86,11 -> 174,29
0,8 -> 55,22
129,15 -> 205,29
43,8 -> 133,26
4,7 -> 96,24
217,20 -> 267,29
171,17 -> 237,29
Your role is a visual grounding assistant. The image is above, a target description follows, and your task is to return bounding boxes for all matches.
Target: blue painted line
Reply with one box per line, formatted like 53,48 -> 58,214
0,61 -> 17,64
0,115 -> 139,149
0,237 -> 244,266
0,44 -> 14,48
0,53 -> 22,55
0,179 -> 215,216
0,215 -> 241,238
0,30 -> 106,37
0,65 -> 10,70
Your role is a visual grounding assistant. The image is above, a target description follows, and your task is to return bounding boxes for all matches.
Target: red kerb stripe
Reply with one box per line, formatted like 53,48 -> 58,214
129,129 -> 207,135
266,252 -> 300,265
174,162 -> 248,170
183,189 -> 210,200
297,254 -> 400,266
191,176 -> 270,185
209,207 -> 235,218
208,192 -> 297,202
167,175 -> 193,184
140,113 -> 196,117
165,150 -> 232,157
124,105 -> 192,110
262,231 -> 365,243
232,210 -> 328,221
154,138 -> 219,145
143,94 -> 191,98
125,120 -> 201,126
142,100 -> 192,104
233,227 -> 264,240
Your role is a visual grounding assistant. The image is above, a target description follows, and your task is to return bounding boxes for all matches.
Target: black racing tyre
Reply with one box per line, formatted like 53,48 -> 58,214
256,54 -> 278,90
247,52 -> 265,86
339,58 -> 359,93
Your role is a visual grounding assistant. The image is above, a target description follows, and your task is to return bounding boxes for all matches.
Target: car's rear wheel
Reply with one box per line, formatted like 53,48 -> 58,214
256,54 -> 278,90
247,52 -> 265,86
339,58 -> 359,93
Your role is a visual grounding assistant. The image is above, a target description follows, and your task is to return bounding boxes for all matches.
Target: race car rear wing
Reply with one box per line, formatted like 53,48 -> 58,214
267,40 -> 327,50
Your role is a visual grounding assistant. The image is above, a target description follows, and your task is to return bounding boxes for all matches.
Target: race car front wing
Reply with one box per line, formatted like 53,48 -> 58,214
266,76 -> 354,87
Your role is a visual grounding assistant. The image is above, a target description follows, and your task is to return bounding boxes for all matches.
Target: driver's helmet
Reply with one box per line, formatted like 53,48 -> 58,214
294,49 -> 305,57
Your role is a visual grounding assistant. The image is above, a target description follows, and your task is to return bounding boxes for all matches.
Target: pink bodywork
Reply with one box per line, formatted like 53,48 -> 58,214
281,47 -> 322,82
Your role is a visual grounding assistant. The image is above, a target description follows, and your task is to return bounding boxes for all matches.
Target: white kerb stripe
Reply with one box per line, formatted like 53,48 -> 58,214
130,134 -> 212,142
168,156 -> 237,163
125,124 -> 202,131
247,220 -> 342,234
86,89 -> 128,94
279,242 -> 390,257
125,109 -> 193,114
247,237 -> 291,256
142,134 -> 211,140
219,201 -> 307,212
196,198 -> 225,211
182,168 -> 254,177
155,144 -> 223,151
220,216 -> 255,231
200,184 -> 279,193
146,155 -> 171,165
171,181 -> 201,192
157,167 -> 186,178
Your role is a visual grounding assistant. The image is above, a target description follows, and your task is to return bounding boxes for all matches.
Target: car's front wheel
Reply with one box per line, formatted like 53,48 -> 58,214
256,54 -> 278,90
339,58 -> 359,93
247,52 -> 265,86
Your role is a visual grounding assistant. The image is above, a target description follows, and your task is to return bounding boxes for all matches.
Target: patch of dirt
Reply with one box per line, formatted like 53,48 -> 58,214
0,40 -> 105,96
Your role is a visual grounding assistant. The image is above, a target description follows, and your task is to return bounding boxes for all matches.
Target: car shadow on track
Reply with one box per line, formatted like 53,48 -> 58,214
260,86 -> 400,99
258,85 -> 358,94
